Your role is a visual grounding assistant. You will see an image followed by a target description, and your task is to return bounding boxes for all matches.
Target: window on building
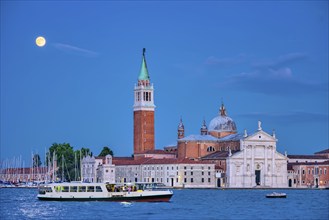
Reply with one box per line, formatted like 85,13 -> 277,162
191,166 -> 193,170
302,169 -> 305,175
320,169 -> 322,174
208,172 -> 211,175
176,178 -> 178,183
208,167 -> 211,170
207,146 -> 215,152
167,178 -> 169,183
202,178 -> 204,183
184,166 -> 186,170
184,172 -> 186,176
325,169 -> 327,174
208,178 -> 211,183
184,178 -> 187,183
202,171 -> 204,175
191,178 -> 194,183
191,172 -> 193,175
308,169 -> 310,174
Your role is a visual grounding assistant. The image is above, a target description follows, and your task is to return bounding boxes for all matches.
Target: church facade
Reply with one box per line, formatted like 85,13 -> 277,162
226,122 -> 288,188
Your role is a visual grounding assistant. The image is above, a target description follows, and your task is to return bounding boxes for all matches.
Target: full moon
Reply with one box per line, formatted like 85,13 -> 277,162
35,36 -> 46,47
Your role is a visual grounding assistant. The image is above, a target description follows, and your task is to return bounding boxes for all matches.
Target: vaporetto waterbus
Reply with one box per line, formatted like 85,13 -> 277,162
37,182 -> 173,202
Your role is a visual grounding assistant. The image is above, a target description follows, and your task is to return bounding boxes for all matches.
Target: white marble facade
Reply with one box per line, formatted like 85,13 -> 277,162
226,122 -> 288,188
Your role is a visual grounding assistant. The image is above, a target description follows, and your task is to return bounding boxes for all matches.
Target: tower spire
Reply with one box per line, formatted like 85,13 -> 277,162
138,48 -> 150,81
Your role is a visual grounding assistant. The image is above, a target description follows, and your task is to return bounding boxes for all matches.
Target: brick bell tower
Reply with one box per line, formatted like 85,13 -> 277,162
133,48 -> 155,155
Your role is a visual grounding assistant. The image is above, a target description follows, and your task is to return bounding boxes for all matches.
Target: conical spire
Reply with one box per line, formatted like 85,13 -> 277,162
178,116 -> 184,130
138,48 -> 150,81
177,116 -> 185,139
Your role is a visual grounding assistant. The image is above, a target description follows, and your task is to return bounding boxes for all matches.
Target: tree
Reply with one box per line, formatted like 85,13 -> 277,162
32,154 -> 42,167
46,143 -> 93,182
98,146 -> 114,157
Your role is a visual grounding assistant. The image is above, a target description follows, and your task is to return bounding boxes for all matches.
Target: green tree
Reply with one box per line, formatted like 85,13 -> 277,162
32,154 -> 42,167
98,146 -> 114,157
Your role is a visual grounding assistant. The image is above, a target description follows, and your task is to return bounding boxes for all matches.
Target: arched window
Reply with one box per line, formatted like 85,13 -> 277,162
207,146 -> 215,152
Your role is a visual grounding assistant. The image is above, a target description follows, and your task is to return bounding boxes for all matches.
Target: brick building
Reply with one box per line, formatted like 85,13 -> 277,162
287,149 -> 329,188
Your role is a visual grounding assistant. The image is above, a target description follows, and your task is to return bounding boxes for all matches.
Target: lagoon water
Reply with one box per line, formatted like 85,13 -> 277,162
0,188 -> 328,220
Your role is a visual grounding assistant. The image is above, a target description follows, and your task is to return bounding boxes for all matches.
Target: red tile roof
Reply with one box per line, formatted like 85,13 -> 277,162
135,149 -> 176,155
113,158 -> 214,166
287,155 -> 327,159
314,149 -> 329,154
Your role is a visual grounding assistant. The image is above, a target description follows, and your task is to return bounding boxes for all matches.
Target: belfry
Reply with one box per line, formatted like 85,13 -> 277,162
133,49 -> 155,155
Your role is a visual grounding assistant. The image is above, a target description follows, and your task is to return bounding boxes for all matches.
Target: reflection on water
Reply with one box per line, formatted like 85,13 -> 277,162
1,188 -> 328,220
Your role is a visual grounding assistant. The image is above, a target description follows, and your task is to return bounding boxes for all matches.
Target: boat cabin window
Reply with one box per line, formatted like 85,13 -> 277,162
70,186 -> 78,192
87,186 -> 94,192
62,186 -> 69,192
39,187 -> 52,194
96,186 -> 103,192
78,186 -> 86,192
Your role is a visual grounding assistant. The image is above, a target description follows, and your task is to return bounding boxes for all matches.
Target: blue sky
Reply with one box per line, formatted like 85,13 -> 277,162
1,1 -> 328,165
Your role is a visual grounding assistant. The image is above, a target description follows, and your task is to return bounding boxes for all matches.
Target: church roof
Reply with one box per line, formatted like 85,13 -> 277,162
178,133 -> 244,142
201,150 -> 239,160
178,134 -> 218,142
218,133 -> 244,141
138,48 -> 150,81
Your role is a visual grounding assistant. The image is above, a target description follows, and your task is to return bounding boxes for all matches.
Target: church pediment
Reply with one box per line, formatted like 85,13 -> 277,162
244,130 -> 276,142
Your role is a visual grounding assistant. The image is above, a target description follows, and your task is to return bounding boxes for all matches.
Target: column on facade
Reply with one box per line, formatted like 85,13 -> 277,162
264,145 -> 268,186
272,146 -> 275,187
243,144 -> 247,187
251,145 -> 254,186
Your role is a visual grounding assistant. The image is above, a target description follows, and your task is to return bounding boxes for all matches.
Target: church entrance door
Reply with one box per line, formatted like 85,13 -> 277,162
255,170 -> 261,185
289,179 -> 292,187
217,178 -> 221,187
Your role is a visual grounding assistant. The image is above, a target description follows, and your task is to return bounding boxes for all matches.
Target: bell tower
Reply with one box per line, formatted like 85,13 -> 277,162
133,48 -> 155,155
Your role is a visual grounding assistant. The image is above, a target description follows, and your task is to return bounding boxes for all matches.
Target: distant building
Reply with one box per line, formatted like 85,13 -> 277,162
81,155 -> 103,182
96,155 -> 115,183
287,149 -> 329,188
113,157 -> 215,188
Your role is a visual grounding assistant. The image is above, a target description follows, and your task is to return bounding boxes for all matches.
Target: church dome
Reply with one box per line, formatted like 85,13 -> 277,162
208,103 -> 237,133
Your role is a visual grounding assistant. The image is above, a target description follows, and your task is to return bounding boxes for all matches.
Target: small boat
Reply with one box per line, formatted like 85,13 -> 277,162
37,182 -> 173,202
266,192 -> 287,198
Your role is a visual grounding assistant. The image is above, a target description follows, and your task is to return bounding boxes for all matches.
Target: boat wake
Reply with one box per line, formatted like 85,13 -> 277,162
120,201 -> 133,207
